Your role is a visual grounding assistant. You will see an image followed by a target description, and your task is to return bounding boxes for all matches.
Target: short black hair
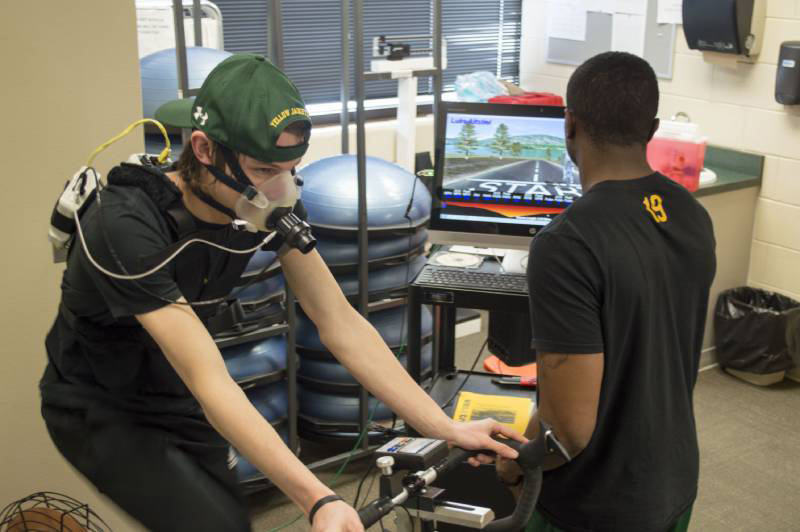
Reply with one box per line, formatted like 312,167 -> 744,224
566,52 -> 659,146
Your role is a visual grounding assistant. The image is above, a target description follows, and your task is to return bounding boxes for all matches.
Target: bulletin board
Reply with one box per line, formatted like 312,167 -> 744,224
546,0 -> 677,79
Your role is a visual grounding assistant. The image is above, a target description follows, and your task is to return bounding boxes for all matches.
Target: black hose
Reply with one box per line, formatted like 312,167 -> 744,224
482,428 -> 549,531
435,447 -> 476,475
484,467 -> 542,532
358,497 -> 394,530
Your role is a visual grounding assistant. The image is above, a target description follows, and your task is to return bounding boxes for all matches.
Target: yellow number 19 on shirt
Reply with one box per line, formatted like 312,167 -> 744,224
643,194 -> 668,223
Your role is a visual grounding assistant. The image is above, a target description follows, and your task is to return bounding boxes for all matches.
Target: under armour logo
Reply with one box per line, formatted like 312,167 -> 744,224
193,106 -> 208,126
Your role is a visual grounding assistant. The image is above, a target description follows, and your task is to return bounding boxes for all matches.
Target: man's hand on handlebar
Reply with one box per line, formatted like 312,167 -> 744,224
311,500 -> 364,532
447,418 -> 527,467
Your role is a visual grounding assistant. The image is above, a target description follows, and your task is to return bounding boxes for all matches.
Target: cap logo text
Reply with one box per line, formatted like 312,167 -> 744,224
270,107 -> 309,128
193,106 -> 209,126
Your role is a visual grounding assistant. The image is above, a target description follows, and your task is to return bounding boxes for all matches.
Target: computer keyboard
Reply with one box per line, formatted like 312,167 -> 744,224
416,265 -> 528,294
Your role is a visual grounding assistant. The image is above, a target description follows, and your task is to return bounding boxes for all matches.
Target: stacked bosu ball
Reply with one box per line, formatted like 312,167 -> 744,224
295,155 -> 434,443
212,248 -> 293,486
140,47 -> 232,120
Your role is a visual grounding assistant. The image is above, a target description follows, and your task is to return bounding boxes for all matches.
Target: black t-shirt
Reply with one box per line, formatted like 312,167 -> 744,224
44,164 -> 297,409
528,173 -> 716,532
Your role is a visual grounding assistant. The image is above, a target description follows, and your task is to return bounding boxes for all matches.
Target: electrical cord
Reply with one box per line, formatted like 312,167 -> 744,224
76,187 -> 277,281
86,119 -> 170,168
265,399 -> 381,532
357,470 -> 379,511
352,462 -> 375,508
439,338 -> 488,410
86,165 -> 280,308
400,504 -> 416,532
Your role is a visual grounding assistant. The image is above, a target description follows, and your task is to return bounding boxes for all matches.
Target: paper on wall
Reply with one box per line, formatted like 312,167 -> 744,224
586,0 -> 615,13
136,8 -> 221,59
614,0 -> 648,15
611,13 -> 647,56
546,0 -> 588,42
656,0 -> 683,24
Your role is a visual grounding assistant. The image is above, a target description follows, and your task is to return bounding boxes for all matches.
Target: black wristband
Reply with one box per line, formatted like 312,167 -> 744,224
308,494 -> 344,525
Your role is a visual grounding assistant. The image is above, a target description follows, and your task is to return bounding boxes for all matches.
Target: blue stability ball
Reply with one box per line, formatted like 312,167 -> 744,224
245,249 -> 279,275
299,155 -> 432,232
315,229 -> 428,269
246,380 -> 289,421
140,47 -> 232,119
236,424 -> 289,482
336,254 -> 427,300
299,343 -> 433,387
221,335 -> 287,384
298,385 -> 393,423
235,275 -> 285,305
272,254 -> 426,305
296,304 -> 433,352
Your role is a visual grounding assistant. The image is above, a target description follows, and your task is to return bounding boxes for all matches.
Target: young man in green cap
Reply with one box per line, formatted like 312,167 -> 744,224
41,54 -> 523,532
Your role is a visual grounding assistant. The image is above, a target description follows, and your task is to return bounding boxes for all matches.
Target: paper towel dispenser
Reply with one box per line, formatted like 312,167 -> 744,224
776,42 -> 800,105
683,0 -> 765,57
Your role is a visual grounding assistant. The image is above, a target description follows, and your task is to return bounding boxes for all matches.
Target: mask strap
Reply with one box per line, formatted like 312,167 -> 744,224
195,163 -> 245,219
217,144 -> 254,189
193,185 -> 237,220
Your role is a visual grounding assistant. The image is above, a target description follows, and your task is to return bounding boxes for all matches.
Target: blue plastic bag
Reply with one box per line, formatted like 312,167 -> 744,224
454,71 -> 508,102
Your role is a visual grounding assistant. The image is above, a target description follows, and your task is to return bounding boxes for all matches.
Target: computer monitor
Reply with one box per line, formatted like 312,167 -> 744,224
429,102 -> 582,251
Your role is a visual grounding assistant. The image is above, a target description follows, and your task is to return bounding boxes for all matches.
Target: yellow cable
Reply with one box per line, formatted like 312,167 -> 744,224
86,118 -> 171,168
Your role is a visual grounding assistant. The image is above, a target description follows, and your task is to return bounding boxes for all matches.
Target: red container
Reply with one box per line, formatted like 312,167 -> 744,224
489,92 -> 564,106
646,136 -> 707,192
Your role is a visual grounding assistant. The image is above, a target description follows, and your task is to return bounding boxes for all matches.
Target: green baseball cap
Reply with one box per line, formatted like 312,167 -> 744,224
155,97 -> 194,128
189,53 -> 311,162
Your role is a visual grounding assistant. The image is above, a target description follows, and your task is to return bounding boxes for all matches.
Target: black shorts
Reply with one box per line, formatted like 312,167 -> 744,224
41,403 -> 251,532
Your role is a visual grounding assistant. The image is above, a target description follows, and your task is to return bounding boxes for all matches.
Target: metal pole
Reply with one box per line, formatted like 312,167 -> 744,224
268,0 -> 285,69
407,288 -> 422,384
172,0 -> 191,146
286,287 -> 299,454
340,0 -> 351,154
432,0 -> 443,139
354,0 -> 370,448
192,0 -> 203,47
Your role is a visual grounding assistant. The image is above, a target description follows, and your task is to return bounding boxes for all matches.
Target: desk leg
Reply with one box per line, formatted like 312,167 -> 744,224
440,305 -> 456,374
407,286 -> 422,384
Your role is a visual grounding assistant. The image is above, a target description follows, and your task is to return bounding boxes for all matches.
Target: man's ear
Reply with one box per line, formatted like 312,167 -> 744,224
565,109 -> 577,140
190,131 -> 214,165
646,118 -> 660,143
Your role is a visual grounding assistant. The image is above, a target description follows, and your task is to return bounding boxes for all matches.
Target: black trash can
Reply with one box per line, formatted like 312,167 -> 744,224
714,287 -> 800,385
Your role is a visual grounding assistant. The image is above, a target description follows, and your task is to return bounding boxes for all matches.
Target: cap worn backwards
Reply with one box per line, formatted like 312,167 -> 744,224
190,54 -> 311,163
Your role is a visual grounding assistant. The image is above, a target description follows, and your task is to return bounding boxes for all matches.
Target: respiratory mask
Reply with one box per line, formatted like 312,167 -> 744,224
202,149 -> 316,254
234,169 -> 298,232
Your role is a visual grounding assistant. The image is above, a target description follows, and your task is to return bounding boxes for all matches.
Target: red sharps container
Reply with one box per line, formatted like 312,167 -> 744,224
646,113 -> 707,192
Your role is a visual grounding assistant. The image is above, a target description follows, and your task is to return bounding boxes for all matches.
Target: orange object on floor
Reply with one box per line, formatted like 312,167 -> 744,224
483,355 -> 537,378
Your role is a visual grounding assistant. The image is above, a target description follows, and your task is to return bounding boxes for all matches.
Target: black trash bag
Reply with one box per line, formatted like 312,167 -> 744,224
714,287 -> 800,374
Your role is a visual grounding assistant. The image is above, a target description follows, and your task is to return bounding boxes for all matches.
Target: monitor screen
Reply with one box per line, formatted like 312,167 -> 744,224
430,102 -> 582,242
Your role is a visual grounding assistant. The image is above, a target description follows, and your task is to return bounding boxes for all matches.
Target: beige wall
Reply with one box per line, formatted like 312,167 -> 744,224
1,2 -> 144,530
519,0 -> 800,301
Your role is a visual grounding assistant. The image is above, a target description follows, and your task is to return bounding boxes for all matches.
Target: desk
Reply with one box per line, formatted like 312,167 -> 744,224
406,258 -> 529,384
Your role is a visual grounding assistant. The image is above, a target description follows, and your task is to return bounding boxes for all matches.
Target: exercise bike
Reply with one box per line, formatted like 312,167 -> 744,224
357,420 -> 570,531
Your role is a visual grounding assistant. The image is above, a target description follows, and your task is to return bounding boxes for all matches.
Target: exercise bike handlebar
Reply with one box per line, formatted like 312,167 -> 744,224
358,421 -> 568,531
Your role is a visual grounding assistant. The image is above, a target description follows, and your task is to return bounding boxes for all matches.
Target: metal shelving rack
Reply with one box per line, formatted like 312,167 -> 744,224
167,0 -> 445,486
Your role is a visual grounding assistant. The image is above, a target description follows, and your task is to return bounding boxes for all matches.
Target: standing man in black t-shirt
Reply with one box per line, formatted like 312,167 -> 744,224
41,54 -> 522,532
496,52 -> 716,531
